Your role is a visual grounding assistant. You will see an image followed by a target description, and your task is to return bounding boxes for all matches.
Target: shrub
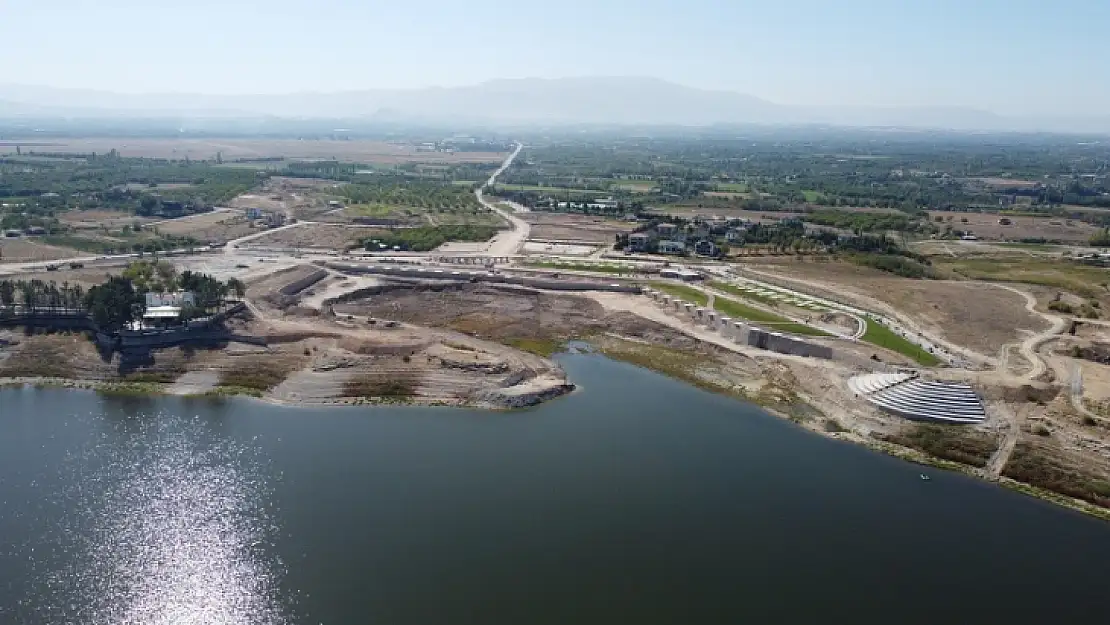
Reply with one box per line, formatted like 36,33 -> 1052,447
1048,301 -> 1074,314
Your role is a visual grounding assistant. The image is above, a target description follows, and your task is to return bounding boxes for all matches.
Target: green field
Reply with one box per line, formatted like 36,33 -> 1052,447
801,190 -> 823,203
651,282 -> 709,307
714,182 -> 749,193
495,184 -> 609,195
345,203 -> 400,217
450,180 -> 478,186
861,320 -> 941,366
611,179 -> 656,192
712,297 -> 830,337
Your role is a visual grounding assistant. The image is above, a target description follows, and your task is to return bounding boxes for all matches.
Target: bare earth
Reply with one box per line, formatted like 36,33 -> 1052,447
0,239 -> 84,263
927,211 -> 1099,242
743,258 -> 1048,359
523,213 -> 635,243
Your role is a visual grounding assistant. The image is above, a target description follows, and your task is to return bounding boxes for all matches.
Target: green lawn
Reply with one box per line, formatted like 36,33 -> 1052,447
861,320 -> 941,366
801,190 -> 823,203
709,280 -> 781,307
650,282 -> 709,307
712,297 -> 830,337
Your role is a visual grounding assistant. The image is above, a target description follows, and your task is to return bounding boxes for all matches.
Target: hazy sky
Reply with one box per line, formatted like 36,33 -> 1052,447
1,0 -> 1106,115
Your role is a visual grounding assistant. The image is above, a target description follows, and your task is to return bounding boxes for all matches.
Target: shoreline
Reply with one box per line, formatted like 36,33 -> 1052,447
4,349 -> 1109,524
0,374 -> 576,411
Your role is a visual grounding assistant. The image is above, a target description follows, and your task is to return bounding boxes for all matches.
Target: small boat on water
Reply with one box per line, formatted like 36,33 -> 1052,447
920,474 -> 931,481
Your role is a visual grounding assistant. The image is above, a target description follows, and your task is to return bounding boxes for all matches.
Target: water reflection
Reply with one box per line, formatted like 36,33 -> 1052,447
42,410 -> 290,625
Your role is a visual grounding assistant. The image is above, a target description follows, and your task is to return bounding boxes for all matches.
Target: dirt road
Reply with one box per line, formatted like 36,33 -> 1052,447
991,284 -> 1067,380
478,143 -> 530,256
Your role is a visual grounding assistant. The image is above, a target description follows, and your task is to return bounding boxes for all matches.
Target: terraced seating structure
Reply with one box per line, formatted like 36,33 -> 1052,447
847,373 -> 986,424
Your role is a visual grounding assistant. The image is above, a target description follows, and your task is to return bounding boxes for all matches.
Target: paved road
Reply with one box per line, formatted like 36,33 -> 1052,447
477,143 -> 530,256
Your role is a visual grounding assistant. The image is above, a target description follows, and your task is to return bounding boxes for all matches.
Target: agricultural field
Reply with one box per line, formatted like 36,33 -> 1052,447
150,210 -> 241,236
1,138 -> 508,164
0,238 -> 83,263
522,213 -> 635,243
927,211 -> 1100,243
58,209 -> 156,230
242,223 -> 380,251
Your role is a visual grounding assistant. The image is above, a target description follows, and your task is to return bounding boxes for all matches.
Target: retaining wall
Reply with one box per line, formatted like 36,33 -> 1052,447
325,263 -> 641,294
278,268 -> 328,297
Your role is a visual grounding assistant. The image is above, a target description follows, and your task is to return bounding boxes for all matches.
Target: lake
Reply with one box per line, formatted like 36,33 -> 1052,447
1,353 -> 1108,624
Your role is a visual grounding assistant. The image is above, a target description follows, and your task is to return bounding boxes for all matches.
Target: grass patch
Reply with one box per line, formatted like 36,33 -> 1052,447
123,370 -> 181,384
596,339 -> 737,397
861,320 -> 941,366
503,337 -> 563,357
96,382 -> 165,397
650,282 -> 709,307
711,296 -> 830,337
801,190 -> 823,203
882,423 -> 998,468
363,224 -> 499,252
708,280 -> 780,307
344,375 -> 419,399
936,257 -> 1108,300
1002,443 -> 1110,508
218,359 -> 296,391
202,385 -> 264,398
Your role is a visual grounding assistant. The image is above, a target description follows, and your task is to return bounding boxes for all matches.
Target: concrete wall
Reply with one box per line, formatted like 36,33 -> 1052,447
326,263 -> 641,294
278,268 -> 328,297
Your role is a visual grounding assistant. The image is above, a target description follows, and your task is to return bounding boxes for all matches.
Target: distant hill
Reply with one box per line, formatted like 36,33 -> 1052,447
0,77 -> 1107,134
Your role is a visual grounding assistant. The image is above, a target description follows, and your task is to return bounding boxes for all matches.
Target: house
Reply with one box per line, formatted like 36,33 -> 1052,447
657,240 -> 686,255
659,267 -> 702,281
657,223 -> 679,238
725,228 -> 746,243
24,226 -> 46,236
628,232 -> 652,252
694,240 -> 719,257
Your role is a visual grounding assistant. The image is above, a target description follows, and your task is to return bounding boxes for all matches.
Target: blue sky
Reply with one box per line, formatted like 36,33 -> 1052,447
1,0 -> 1106,115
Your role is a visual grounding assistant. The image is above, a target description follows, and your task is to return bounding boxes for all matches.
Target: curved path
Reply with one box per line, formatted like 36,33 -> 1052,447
989,284 -> 1067,381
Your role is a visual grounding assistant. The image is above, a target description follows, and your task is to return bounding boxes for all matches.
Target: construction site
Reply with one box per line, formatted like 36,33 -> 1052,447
3,141 -> 1110,521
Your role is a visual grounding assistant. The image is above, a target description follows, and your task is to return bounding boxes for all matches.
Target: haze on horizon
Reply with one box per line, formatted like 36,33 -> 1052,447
0,0 -> 1107,119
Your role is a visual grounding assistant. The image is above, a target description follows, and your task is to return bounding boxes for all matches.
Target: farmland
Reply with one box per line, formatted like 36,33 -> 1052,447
1,138 -> 508,164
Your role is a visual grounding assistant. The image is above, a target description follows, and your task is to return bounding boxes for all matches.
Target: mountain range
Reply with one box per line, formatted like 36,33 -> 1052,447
1,77 -> 1107,134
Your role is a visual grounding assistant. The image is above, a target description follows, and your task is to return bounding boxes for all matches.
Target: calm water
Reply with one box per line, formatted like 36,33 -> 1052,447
2,354 -> 1109,624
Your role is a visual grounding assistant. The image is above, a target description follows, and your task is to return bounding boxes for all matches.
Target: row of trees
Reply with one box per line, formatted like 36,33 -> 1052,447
0,279 -> 87,313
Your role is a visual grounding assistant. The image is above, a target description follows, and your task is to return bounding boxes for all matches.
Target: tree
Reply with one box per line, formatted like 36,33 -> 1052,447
0,280 -> 14,309
84,276 -> 143,331
226,278 -> 246,299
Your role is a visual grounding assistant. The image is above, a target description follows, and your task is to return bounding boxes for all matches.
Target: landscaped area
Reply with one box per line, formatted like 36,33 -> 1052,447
860,320 -> 941,366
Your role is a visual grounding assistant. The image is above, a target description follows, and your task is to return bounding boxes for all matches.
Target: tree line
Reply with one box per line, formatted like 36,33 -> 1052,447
0,262 -> 246,332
